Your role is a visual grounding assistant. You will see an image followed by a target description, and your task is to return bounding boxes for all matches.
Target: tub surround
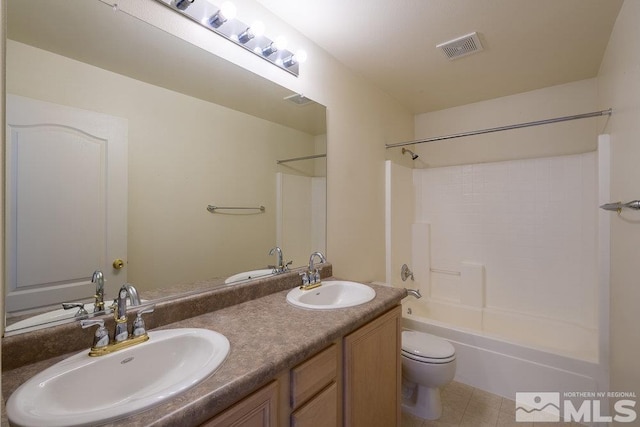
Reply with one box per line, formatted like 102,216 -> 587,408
402,313 -> 607,403
2,272 -> 405,426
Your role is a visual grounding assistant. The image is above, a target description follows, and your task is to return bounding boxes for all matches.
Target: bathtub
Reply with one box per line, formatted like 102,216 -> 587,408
402,306 -> 608,400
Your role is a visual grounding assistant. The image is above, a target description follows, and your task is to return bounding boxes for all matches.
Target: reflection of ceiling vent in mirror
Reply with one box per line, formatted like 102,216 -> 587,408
284,93 -> 315,106
437,32 -> 484,60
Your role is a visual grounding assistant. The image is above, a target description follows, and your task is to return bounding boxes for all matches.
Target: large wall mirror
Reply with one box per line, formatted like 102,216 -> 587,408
4,0 -> 327,335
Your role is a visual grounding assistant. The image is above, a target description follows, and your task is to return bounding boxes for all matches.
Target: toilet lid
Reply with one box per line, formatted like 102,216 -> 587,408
401,330 -> 455,360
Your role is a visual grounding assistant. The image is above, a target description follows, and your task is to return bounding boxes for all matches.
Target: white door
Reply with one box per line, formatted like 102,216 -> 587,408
5,95 -> 127,312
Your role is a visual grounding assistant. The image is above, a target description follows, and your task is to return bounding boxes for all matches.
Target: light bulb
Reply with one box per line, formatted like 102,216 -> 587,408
250,20 -> 265,38
273,36 -> 288,51
220,2 -> 236,20
294,49 -> 307,63
208,1 -> 236,27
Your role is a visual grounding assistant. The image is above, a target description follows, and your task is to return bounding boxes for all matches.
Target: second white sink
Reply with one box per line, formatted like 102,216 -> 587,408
6,328 -> 230,427
286,280 -> 376,310
224,268 -> 274,284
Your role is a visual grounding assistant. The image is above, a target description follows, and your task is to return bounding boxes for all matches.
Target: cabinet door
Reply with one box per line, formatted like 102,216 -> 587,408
343,306 -> 401,427
202,381 -> 278,427
291,382 -> 338,427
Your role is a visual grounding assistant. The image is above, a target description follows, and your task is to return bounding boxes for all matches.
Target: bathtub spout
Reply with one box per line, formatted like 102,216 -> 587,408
406,288 -> 422,299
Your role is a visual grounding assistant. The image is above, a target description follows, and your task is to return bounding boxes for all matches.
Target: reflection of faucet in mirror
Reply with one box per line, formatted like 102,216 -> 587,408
268,247 -> 292,273
61,303 -> 89,318
92,270 -> 105,313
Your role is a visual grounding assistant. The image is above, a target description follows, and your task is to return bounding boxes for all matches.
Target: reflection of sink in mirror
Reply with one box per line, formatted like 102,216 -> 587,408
6,328 -> 230,427
5,299 -> 147,334
224,269 -> 275,284
286,280 -> 376,310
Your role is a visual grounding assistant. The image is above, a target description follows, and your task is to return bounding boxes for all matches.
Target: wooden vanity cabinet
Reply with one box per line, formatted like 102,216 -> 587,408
343,305 -> 402,427
202,381 -> 279,427
203,305 -> 400,427
289,343 -> 340,427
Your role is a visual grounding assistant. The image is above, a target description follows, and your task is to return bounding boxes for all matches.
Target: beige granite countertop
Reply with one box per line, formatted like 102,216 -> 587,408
2,281 -> 405,426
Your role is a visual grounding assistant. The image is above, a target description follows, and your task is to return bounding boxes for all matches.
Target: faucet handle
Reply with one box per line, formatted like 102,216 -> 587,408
133,305 -> 155,337
81,319 -> 109,348
284,260 -> 293,271
299,271 -> 310,287
312,267 -> 322,284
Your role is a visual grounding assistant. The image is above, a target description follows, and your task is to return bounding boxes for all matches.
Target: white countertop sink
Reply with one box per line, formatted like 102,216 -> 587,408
6,328 -> 230,427
286,280 -> 376,310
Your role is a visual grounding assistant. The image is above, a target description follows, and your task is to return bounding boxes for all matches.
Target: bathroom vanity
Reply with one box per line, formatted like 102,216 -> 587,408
2,268 -> 405,426
205,306 -> 401,427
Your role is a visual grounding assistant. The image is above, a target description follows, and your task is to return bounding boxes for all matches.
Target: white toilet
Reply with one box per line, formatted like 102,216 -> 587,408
401,330 -> 457,420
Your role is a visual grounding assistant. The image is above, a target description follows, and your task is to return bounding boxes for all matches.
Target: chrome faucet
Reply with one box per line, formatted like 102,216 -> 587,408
122,283 -> 142,306
81,282 -> 154,357
268,247 -> 292,273
405,288 -> 422,299
92,270 -> 105,313
309,251 -> 326,271
299,251 -> 326,290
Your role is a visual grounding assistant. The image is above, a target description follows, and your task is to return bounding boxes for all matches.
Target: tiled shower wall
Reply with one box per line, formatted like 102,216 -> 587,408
414,152 -> 598,330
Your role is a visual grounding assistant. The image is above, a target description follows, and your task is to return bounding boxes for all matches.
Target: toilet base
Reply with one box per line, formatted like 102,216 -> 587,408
401,383 -> 443,420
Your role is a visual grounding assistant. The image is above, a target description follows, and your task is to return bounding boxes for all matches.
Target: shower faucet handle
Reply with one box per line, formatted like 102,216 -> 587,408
401,264 -> 414,281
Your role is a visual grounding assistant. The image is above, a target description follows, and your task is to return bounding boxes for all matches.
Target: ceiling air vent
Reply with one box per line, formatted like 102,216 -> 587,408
284,93 -> 315,106
436,32 -> 484,60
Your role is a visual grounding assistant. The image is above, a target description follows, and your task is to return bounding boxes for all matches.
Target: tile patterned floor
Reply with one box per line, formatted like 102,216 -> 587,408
401,381 -> 583,427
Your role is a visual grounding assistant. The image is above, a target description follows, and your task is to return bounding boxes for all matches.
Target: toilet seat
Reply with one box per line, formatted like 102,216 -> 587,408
402,330 -> 456,364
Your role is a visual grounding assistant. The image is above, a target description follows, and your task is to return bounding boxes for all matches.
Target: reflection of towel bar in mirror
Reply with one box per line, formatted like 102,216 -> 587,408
277,154 -> 326,164
599,200 -> 640,213
207,205 -> 266,213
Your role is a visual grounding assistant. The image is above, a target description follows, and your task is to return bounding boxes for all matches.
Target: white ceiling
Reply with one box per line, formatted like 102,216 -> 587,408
255,0 -> 624,114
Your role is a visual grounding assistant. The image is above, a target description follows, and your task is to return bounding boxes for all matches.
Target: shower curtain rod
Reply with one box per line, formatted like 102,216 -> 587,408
277,153 -> 326,164
385,108 -> 612,149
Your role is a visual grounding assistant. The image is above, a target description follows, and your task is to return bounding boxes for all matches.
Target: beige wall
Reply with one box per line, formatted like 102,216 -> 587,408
7,40 -> 318,291
414,78 -> 600,167
110,0 -> 414,284
1,0 -> 6,347
598,0 -> 640,399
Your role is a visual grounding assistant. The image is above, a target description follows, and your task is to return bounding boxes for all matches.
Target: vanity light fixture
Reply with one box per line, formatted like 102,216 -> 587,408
157,0 -> 306,76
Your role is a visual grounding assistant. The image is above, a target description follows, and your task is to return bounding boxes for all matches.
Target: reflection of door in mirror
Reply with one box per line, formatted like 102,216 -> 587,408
5,95 -> 127,313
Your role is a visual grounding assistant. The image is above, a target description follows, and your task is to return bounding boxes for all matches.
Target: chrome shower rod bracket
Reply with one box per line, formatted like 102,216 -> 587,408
599,200 -> 640,214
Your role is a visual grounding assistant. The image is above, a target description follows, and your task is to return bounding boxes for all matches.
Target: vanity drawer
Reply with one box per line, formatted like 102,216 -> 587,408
290,344 -> 337,409
291,382 -> 338,427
